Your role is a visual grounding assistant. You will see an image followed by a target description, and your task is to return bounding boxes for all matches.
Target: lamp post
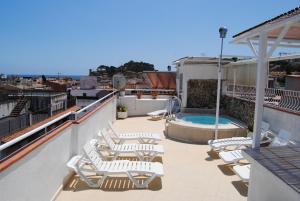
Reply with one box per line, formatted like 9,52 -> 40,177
215,27 -> 227,140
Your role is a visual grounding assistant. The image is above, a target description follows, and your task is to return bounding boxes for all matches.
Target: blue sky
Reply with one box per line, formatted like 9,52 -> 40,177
0,0 -> 299,75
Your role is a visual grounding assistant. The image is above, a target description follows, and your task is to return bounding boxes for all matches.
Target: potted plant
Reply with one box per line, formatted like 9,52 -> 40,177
151,91 -> 158,99
117,105 -> 128,119
137,91 -> 142,99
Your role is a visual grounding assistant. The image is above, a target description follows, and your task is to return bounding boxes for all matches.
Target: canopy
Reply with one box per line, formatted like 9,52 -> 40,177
231,7 -> 300,148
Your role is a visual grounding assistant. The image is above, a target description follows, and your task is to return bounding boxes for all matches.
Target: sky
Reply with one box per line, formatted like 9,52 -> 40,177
0,0 -> 299,75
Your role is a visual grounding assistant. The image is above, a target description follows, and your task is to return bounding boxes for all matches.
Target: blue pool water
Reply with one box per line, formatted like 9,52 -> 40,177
181,115 -> 231,125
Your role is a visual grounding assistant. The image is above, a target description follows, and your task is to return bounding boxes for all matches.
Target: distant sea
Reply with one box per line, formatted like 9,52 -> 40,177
7,74 -> 84,80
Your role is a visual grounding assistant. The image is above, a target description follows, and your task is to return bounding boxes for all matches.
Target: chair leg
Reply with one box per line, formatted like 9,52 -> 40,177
139,138 -> 153,144
149,152 -> 157,161
97,174 -> 108,187
127,172 -> 157,188
135,151 -> 145,161
112,152 -> 120,160
76,170 -> 100,188
138,138 -> 145,144
76,167 -> 109,189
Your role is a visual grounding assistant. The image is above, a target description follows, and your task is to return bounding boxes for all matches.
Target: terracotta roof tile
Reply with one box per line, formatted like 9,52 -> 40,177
233,6 -> 300,38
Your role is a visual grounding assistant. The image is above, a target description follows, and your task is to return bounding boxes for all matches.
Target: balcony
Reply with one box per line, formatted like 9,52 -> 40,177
226,84 -> 300,115
0,89 -> 299,201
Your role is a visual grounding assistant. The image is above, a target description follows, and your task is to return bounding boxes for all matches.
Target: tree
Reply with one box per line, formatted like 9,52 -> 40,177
89,60 -> 155,77
41,75 -> 47,83
119,60 -> 155,72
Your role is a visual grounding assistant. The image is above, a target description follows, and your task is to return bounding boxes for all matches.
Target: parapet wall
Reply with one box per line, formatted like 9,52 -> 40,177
0,96 -> 117,201
263,106 -> 300,142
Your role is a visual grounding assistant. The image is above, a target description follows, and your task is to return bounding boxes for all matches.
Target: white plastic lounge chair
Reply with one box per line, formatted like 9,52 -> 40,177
108,121 -> 161,144
208,121 -> 270,147
99,129 -> 164,161
219,129 -> 292,164
269,129 -> 292,147
147,97 -> 179,119
209,121 -> 271,151
232,164 -> 250,182
147,109 -> 167,119
219,149 -> 245,164
67,141 -> 164,188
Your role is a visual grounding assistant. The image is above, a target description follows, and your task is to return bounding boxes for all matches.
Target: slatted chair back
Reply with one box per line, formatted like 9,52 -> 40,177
101,129 -> 116,149
83,141 -> 103,168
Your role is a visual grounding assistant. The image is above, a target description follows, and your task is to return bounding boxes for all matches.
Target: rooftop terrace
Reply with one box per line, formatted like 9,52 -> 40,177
56,116 -> 247,201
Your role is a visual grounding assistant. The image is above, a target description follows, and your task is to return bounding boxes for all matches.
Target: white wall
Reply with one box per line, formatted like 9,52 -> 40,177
263,107 -> 300,142
0,125 -> 74,201
248,157 -> 300,201
75,97 -> 117,154
70,89 -> 99,97
177,64 -> 220,107
0,101 -> 17,118
119,96 -> 168,116
0,97 -> 116,201
225,63 -> 257,86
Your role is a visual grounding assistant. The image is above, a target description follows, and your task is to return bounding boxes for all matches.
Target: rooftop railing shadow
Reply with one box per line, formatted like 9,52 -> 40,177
147,117 -> 164,121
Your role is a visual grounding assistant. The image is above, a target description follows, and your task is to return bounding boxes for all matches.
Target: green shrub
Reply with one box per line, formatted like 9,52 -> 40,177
117,105 -> 127,112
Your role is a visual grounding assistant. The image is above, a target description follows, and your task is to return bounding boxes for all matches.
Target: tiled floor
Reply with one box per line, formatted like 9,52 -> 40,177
56,116 -> 247,201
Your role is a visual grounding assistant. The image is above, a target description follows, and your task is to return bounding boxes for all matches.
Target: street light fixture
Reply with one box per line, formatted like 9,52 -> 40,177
215,27 -> 227,139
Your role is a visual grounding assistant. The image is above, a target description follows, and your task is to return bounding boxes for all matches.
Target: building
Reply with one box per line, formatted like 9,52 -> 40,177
70,88 -> 112,107
286,75 -> 300,91
173,56 -> 246,108
1,6 -> 300,201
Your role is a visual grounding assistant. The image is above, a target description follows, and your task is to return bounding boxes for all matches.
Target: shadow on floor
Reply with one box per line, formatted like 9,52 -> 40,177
205,150 -> 220,161
217,164 -> 235,176
147,117 -> 163,121
232,180 -> 248,197
64,175 -> 162,192
115,156 -> 163,163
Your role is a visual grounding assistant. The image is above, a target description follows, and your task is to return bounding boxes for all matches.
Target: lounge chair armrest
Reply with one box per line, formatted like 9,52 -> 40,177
264,130 -> 276,138
261,136 -> 272,144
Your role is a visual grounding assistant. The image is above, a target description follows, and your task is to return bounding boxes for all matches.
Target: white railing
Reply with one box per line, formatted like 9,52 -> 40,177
0,91 -> 117,161
0,92 -> 117,201
226,84 -> 300,113
0,112 -> 71,152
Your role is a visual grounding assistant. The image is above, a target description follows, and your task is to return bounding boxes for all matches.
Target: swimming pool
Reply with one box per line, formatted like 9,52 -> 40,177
166,114 -> 247,144
181,115 -> 232,125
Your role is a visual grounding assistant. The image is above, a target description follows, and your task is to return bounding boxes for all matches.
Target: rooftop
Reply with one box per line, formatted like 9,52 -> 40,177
55,116 -> 247,201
